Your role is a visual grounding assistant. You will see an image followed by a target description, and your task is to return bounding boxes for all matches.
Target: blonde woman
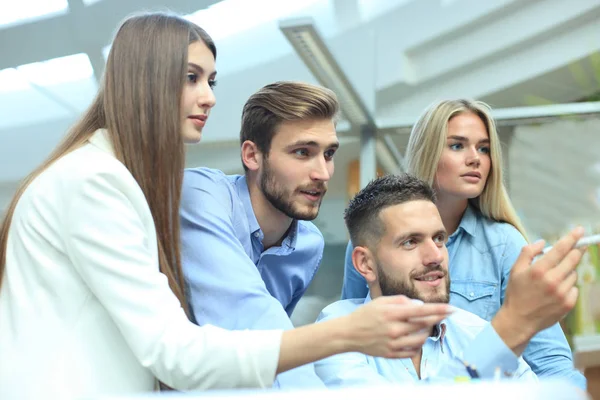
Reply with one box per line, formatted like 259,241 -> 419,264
341,99 -> 585,388
0,13 -> 452,399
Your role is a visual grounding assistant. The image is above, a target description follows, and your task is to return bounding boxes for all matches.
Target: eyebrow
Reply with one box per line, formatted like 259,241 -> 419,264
394,229 -> 448,244
285,140 -> 340,150
447,135 -> 490,144
188,62 -> 217,77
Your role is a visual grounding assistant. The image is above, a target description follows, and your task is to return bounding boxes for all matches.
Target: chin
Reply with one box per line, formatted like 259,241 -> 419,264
183,131 -> 202,144
458,187 -> 484,199
293,206 -> 319,221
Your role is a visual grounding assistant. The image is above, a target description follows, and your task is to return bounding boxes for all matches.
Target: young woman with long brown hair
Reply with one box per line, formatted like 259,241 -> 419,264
0,12 -> 451,399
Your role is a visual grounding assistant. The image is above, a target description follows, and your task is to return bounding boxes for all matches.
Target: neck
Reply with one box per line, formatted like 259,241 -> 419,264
435,194 -> 468,236
247,174 -> 294,250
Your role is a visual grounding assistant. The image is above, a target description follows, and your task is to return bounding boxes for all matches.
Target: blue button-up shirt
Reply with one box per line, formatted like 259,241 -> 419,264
341,205 -> 585,389
314,296 -> 536,386
180,167 -> 325,388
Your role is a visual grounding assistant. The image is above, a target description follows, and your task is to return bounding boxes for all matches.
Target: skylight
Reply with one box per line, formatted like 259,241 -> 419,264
0,68 -> 30,92
0,0 -> 68,29
17,53 -> 94,87
185,0 -> 322,41
0,53 -> 94,93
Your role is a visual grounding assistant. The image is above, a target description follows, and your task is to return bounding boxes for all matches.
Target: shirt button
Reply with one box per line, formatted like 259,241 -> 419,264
254,232 -> 260,238
469,292 -> 475,298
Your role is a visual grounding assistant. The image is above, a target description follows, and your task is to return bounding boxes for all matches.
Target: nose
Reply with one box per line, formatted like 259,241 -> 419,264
197,82 -> 216,109
465,146 -> 480,167
422,239 -> 444,267
309,156 -> 333,182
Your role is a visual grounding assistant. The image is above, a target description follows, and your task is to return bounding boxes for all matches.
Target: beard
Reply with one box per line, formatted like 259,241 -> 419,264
259,159 -> 325,221
377,261 -> 450,304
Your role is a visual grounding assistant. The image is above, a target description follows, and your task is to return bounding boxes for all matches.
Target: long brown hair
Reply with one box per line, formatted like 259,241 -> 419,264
0,12 -> 216,313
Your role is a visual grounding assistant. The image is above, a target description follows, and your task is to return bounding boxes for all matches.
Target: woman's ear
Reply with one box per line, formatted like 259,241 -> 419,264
241,140 -> 261,172
352,245 -> 378,284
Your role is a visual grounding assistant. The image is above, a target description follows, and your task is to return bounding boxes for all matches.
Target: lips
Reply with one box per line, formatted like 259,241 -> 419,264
461,171 -> 481,179
188,114 -> 207,128
414,271 -> 445,282
299,187 -> 327,202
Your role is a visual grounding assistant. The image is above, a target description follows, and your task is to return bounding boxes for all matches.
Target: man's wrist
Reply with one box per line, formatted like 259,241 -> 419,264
491,307 -> 536,356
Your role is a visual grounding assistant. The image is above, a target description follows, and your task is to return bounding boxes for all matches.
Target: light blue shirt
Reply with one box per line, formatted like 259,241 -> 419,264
341,205 -> 585,389
180,167 -> 325,388
315,296 -> 536,386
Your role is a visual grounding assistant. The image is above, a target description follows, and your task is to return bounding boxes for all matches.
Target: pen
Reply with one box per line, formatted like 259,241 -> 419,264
542,234 -> 600,254
463,361 -> 480,379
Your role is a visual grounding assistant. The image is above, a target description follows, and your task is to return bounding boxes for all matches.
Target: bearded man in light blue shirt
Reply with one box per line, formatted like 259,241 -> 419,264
315,174 -> 584,386
179,82 -> 340,388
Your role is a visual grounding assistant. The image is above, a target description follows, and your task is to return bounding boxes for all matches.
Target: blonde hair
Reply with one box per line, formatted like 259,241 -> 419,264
405,99 -> 528,241
239,81 -> 339,171
0,12 -> 216,312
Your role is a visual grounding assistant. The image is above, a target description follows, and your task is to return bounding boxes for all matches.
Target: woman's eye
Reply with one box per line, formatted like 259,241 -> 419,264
449,143 -> 462,151
187,73 -> 198,83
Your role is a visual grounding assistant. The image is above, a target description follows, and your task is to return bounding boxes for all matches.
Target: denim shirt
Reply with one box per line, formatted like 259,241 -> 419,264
314,297 -> 536,386
180,167 -> 325,388
341,205 -> 586,389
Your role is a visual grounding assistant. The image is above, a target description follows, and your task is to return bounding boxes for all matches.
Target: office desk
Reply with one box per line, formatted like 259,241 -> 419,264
99,380 -> 587,400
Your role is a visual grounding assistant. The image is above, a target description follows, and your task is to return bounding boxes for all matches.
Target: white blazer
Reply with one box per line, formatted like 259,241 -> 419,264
0,130 -> 281,399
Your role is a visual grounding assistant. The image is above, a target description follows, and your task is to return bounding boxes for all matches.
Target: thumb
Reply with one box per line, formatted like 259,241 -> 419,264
512,240 -> 545,273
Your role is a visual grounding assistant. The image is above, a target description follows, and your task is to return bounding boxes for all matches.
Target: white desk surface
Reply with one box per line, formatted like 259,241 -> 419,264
98,380 -> 587,400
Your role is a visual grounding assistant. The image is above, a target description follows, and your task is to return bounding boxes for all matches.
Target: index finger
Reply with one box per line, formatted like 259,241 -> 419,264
536,226 -> 585,272
386,302 -> 452,321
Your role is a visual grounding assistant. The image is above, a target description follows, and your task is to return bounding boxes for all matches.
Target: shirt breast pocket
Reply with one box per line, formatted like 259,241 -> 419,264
449,280 -> 498,321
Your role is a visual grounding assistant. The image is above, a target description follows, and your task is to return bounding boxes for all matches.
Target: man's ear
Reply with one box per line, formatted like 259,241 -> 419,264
352,245 -> 378,284
241,140 -> 262,172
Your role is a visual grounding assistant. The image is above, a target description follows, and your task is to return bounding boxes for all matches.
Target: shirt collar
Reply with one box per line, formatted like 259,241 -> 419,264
454,204 -> 478,238
235,175 -> 299,250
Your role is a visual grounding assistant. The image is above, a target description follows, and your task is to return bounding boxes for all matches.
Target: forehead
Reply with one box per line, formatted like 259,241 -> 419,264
379,200 -> 444,237
271,119 -> 338,147
187,41 -> 215,72
447,112 -> 489,139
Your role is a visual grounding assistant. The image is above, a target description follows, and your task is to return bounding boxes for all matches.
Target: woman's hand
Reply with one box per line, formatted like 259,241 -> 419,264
277,295 -> 452,374
344,295 -> 452,358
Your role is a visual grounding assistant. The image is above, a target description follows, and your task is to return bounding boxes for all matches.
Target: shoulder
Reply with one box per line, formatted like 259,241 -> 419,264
182,167 -> 239,204
183,167 -> 234,189
50,143 -> 138,193
316,299 -> 363,322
